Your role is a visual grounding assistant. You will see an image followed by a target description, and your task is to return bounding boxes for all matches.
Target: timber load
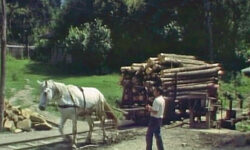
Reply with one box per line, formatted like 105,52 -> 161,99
120,53 -> 223,126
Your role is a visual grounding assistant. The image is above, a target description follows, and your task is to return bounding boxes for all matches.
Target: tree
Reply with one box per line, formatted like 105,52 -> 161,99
33,0 -> 250,72
204,0 -> 214,63
64,19 -> 112,73
6,0 -> 61,45
0,0 -> 7,131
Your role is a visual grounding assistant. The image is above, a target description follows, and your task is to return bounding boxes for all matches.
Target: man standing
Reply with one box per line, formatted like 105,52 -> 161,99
145,87 -> 165,150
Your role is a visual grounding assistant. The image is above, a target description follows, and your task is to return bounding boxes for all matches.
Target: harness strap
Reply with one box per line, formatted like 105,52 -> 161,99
58,104 -> 79,108
67,87 -> 78,108
55,84 -> 86,111
78,86 -> 86,111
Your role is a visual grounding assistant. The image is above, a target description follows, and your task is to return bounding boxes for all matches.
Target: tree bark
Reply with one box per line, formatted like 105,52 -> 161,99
204,0 -> 214,62
0,0 -> 7,131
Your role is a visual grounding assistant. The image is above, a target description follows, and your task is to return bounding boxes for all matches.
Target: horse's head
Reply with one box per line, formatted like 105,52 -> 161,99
37,80 -> 55,111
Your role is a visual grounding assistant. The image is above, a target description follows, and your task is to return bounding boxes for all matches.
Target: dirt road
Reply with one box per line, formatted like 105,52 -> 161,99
2,85 -> 249,150
2,121 -> 249,150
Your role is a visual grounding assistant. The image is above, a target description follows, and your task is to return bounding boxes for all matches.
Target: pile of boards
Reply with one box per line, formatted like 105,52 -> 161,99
3,101 -> 52,133
120,53 -> 222,112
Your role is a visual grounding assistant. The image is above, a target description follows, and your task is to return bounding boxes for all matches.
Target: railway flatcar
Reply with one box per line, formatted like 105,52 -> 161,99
119,53 -> 223,128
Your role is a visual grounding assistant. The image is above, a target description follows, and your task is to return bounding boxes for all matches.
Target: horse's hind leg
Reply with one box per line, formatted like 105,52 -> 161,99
86,116 -> 94,143
100,115 -> 107,143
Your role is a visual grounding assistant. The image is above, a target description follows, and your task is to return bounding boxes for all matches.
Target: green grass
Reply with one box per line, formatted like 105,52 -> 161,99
219,73 -> 250,110
4,55 -> 122,109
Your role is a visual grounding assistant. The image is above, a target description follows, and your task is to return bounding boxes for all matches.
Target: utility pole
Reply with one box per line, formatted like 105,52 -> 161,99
0,0 -> 7,131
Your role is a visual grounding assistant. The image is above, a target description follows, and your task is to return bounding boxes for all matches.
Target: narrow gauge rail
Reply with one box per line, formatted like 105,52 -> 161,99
0,126 -> 115,150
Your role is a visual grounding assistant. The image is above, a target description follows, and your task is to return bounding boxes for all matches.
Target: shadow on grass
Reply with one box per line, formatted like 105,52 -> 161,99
24,61 -> 113,80
24,62 -> 75,80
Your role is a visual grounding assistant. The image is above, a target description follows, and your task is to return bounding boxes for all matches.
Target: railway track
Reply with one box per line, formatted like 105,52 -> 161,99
0,130 -> 93,150
0,124 -> 119,150
0,120 -> 133,150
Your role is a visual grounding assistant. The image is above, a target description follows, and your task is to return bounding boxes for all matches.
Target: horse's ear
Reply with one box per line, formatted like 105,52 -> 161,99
37,80 -> 43,85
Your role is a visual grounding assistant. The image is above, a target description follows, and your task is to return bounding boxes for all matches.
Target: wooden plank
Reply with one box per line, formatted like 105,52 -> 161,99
121,107 -> 146,112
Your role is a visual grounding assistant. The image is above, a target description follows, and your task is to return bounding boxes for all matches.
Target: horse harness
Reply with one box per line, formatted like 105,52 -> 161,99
57,85 -> 86,110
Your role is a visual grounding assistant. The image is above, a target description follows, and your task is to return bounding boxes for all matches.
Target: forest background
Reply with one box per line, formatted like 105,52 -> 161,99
0,0 -> 250,124
2,0 -> 249,73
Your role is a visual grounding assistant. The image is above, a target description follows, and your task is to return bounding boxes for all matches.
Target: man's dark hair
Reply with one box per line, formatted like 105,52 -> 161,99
155,86 -> 163,94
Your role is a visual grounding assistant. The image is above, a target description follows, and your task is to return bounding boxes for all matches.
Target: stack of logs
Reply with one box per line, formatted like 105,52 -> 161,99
120,53 -> 223,122
3,101 -> 52,133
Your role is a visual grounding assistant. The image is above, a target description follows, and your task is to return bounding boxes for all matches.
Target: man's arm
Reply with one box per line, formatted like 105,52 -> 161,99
146,104 -> 158,115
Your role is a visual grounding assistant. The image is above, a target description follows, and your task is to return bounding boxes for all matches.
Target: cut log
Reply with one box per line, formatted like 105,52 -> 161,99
132,63 -> 147,70
160,63 -> 220,75
166,94 -> 208,100
16,118 -> 32,131
145,67 -> 153,74
160,67 -> 221,78
121,66 -> 134,73
14,129 -> 22,133
166,83 -> 218,92
146,57 -> 159,67
159,56 -> 206,66
168,91 -> 208,96
21,108 -> 32,119
30,114 -> 46,123
162,77 -> 218,86
158,53 -> 197,60
33,122 -> 52,130
4,119 -> 16,131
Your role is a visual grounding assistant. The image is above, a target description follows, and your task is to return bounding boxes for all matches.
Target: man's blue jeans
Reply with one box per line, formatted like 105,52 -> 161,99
146,117 -> 164,150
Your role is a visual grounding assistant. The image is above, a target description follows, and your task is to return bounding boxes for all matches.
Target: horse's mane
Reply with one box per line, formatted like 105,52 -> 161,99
48,80 -> 68,98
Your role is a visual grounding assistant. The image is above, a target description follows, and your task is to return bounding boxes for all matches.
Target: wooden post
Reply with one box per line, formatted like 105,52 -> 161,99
0,0 -> 7,131
206,97 -> 211,128
189,100 -> 194,127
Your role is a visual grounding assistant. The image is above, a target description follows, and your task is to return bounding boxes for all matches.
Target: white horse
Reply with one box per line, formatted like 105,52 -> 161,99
37,80 -> 118,148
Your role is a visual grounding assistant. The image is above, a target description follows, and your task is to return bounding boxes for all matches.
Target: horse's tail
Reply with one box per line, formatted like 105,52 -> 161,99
103,101 -> 118,127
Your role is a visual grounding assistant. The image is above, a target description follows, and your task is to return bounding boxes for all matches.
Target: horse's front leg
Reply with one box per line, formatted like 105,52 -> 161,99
59,116 -> 69,141
72,111 -> 78,149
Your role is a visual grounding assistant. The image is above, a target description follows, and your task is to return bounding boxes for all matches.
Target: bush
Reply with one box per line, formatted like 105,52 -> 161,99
235,120 -> 250,132
64,19 -> 112,73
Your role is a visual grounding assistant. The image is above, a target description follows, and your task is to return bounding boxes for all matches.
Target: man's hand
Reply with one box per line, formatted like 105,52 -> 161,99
146,104 -> 157,115
145,104 -> 151,111
146,104 -> 152,111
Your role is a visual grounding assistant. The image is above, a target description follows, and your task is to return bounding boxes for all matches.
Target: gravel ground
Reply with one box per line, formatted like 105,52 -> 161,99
97,124 -> 250,150
3,86 -> 250,150
1,117 -> 250,150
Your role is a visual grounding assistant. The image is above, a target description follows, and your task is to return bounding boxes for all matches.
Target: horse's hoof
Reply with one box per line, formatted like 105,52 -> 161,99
63,135 -> 72,143
85,138 -> 91,144
72,144 -> 77,150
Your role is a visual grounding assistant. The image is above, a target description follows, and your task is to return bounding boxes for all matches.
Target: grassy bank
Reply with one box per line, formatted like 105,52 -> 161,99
5,56 -> 250,109
5,56 -> 122,107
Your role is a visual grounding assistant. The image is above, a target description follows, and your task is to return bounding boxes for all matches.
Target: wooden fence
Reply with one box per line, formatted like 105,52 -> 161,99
7,44 -> 35,59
